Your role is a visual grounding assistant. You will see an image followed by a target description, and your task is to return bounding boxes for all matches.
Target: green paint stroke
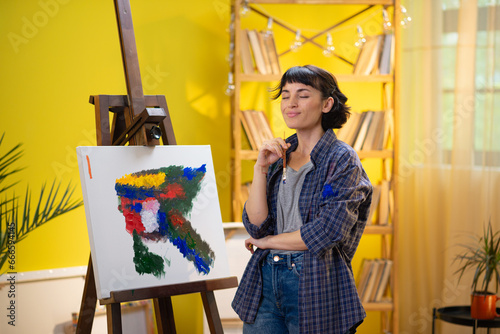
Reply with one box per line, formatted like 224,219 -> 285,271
133,230 -> 165,278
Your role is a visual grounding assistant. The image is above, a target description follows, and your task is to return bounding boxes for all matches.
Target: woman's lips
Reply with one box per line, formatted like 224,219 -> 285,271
286,112 -> 300,118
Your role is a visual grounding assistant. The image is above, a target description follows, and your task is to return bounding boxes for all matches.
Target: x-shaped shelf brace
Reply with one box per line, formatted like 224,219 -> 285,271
249,4 -> 385,66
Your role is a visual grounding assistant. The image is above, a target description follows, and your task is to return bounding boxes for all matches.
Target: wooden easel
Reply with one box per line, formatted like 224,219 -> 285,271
76,1 -> 238,333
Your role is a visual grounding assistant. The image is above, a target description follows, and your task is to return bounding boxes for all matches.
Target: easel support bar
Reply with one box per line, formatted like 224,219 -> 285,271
100,277 -> 238,304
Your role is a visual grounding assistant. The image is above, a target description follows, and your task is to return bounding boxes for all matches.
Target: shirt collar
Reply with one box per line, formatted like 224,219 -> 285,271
285,129 -> 337,168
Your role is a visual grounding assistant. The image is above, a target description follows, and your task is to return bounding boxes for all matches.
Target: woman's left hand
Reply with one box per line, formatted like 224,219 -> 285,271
245,236 -> 270,254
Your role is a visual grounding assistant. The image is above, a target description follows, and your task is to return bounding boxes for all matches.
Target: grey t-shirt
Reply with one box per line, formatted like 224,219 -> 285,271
271,160 -> 314,255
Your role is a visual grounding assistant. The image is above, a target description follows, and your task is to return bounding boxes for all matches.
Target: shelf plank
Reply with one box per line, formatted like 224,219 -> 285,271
357,149 -> 393,159
251,0 -> 394,4
363,302 -> 394,312
240,150 -> 259,160
239,73 -> 282,82
364,225 -> 393,234
334,74 -> 394,83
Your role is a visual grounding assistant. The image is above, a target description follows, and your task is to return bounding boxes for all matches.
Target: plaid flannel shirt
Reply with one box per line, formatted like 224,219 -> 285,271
232,129 -> 372,334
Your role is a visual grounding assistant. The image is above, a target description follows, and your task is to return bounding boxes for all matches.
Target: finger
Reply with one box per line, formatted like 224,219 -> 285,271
246,243 -> 254,254
276,137 -> 288,150
264,139 -> 285,157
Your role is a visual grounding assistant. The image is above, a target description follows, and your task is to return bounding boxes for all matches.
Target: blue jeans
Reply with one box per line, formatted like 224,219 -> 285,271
242,252 -> 361,334
243,252 -> 303,334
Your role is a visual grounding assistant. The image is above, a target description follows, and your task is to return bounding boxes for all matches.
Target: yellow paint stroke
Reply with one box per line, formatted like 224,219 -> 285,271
116,172 -> 166,189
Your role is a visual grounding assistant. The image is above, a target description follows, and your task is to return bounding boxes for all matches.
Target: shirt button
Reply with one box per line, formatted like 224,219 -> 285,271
273,255 -> 280,262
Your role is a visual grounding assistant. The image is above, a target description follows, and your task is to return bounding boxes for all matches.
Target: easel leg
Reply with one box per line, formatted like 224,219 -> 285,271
154,296 -> 176,334
76,256 -> 97,334
201,291 -> 224,334
107,303 -> 123,334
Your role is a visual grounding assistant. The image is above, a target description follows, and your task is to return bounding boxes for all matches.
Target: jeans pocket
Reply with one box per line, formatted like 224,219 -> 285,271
291,262 -> 302,278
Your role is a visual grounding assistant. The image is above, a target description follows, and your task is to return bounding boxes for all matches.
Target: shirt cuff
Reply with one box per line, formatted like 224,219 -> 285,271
242,204 -> 274,239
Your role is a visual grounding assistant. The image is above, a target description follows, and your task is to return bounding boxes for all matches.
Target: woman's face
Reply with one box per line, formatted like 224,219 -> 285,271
280,82 -> 332,133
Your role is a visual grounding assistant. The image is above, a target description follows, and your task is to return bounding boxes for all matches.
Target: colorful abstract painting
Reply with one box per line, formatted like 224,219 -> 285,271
115,166 -> 215,277
76,146 -> 230,300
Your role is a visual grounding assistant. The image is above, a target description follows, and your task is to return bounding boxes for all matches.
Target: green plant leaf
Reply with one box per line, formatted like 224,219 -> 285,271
0,134 -> 83,274
454,219 -> 500,294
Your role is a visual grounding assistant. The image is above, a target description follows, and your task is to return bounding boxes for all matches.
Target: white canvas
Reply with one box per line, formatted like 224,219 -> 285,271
76,145 -> 230,300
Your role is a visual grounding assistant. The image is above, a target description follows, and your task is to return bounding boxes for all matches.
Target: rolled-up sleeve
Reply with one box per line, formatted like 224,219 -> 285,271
242,202 -> 275,239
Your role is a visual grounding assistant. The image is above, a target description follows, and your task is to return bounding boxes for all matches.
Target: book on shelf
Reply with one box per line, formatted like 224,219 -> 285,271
361,111 -> 385,151
262,32 -> 281,75
368,259 -> 386,302
352,111 -> 374,151
240,109 -> 258,150
353,33 -> 394,76
240,29 -> 255,74
337,111 -> 386,151
357,258 -> 393,303
240,110 -> 274,150
373,112 -> 387,150
367,183 -> 381,224
336,112 -> 358,144
353,35 -> 383,75
378,33 -> 394,75
346,112 -> 366,147
247,29 -> 268,75
243,29 -> 280,75
255,110 -> 274,141
373,259 -> 393,302
361,259 -> 383,303
378,180 -> 391,225
256,31 -> 272,75
356,259 -> 374,299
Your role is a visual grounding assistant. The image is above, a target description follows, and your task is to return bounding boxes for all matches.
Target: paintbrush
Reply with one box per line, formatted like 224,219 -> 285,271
282,131 -> 287,184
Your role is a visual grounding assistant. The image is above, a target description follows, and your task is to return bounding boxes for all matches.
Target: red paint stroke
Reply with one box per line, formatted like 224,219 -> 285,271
121,197 -> 145,234
123,209 -> 145,234
169,210 -> 185,227
159,183 -> 185,199
86,155 -> 93,179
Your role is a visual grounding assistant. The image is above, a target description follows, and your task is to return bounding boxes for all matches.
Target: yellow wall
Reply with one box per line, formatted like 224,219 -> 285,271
1,1 -> 390,333
1,1 -> 232,332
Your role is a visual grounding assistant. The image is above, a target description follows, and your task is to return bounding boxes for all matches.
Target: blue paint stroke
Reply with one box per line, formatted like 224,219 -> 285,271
171,235 -> 212,275
115,183 -> 156,200
322,184 -> 339,199
183,164 -> 206,180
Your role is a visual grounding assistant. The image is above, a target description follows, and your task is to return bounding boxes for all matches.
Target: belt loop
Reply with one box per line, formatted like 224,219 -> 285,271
287,254 -> 292,269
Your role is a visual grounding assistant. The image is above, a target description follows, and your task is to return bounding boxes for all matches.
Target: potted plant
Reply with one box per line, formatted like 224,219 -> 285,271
454,221 -> 500,319
0,133 -> 82,274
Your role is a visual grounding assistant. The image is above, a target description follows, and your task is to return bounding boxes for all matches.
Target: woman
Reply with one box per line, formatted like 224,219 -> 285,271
231,65 -> 373,334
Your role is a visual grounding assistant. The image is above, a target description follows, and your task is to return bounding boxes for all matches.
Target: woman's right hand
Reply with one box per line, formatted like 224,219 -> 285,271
246,137 -> 290,226
256,137 -> 290,174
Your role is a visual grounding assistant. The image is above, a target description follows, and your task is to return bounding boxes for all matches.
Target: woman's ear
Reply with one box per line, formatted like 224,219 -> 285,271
322,96 -> 334,114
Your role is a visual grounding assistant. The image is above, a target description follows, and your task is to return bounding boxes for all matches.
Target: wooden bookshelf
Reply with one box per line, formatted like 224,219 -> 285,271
230,1 -> 400,332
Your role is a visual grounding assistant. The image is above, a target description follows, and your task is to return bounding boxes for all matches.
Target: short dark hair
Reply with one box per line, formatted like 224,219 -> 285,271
271,65 -> 350,130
